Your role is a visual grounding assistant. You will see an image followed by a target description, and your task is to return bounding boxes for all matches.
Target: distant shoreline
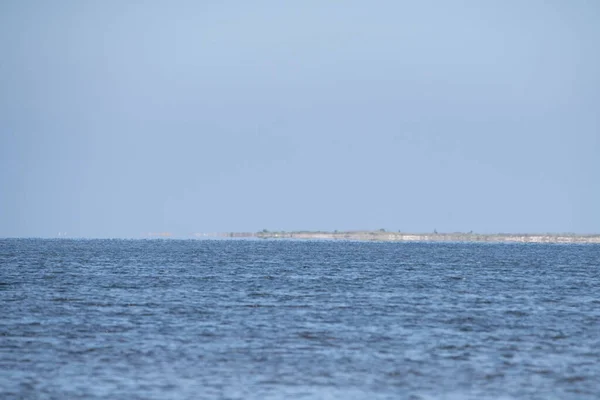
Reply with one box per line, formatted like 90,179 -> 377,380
204,231 -> 600,244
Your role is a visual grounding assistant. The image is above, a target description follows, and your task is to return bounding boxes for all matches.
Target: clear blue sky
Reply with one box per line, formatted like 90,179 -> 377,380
1,1 -> 599,238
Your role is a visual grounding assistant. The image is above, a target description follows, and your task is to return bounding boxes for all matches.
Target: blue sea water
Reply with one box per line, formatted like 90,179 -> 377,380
1,239 -> 599,400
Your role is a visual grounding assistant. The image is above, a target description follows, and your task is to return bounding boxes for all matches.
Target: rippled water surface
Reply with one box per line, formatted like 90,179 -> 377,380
1,239 -> 599,399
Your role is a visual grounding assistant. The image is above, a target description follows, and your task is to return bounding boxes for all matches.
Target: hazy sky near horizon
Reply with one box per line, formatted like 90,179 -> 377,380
1,1 -> 599,237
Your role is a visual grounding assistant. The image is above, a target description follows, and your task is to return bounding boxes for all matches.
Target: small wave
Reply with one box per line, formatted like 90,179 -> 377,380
533,368 -> 554,375
559,375 -> 587,383
81,302 -> 114,307
386,368 -> 423,377
283,304 -> 311,309
483,371 -> 505,380
504,310 -> 528,317
70,346 -> 111,355
437,344 -> 472,351
547,332 -> 568,340
241,303 -> 276,308
51,297 -> 81,302
247,292 -> 271,298
298,331 -> 337,342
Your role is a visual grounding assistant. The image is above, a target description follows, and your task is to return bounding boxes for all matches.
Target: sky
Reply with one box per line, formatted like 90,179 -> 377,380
1,0 -> 599,238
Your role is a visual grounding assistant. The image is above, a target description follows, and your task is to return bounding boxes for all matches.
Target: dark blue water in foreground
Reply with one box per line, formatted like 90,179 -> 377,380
1,239 -> 599,400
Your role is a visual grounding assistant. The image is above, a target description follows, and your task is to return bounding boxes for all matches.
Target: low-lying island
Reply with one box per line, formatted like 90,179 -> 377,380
210,230 -> 600,244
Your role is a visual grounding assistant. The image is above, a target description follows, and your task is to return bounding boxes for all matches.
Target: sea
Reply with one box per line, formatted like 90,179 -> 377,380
1,239 -> 599,400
